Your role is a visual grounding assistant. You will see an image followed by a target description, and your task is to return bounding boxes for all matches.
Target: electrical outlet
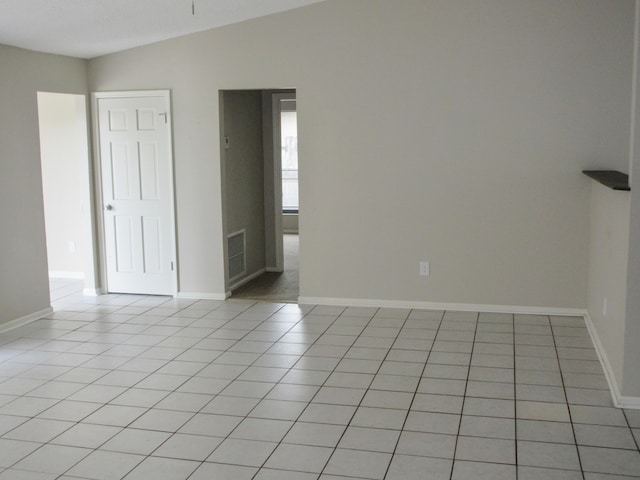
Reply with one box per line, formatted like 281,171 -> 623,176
419,261 -> 430,277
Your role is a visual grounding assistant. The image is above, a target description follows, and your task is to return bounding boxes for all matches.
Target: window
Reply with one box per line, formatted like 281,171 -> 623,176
281,107 -> 298,213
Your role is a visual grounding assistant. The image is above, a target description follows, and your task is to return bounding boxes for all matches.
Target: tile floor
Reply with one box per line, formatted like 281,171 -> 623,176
0,281 -> 638,479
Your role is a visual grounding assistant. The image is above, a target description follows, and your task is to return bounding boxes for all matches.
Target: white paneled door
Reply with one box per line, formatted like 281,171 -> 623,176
95,92 -> 176,295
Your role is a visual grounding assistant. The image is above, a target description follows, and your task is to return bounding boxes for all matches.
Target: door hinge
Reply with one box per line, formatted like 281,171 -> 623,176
170,261 -> 174,271
159,112 -> 168,123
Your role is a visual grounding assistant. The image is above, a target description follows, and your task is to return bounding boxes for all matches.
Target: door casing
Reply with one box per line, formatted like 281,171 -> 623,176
270,91 -> 297,273
91,90 -> 178,296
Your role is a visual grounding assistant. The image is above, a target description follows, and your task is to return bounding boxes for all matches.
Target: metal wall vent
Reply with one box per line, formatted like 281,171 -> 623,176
227,230 -> 246,280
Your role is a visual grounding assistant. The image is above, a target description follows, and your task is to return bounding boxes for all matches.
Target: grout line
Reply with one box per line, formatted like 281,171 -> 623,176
512,312 -> 518,480
1,285 -> 637,478
316,308 -> 406,478
549,316 -> 586,480
380,309 -> 447,480
447,311 -> 480,480
252,306 -> 381,478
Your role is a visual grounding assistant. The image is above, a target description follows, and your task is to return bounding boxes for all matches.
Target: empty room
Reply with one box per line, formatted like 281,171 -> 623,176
1,0 -> 640,478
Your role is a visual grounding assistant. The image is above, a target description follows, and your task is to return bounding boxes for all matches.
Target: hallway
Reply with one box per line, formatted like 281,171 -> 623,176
233,234 -> 299,303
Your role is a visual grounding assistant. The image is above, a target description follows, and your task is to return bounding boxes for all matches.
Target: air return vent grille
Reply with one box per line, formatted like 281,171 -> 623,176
227,230 -> 246,280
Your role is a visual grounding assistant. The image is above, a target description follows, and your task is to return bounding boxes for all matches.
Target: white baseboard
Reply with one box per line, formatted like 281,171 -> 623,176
83,288 -> 102,297
49,271 -> 85,279
0,307 -> 54,334
297,296 -> 586,317
176,292 -> 229,301
266,267 -> 282,273
616,395 -> 640,409
583,312 -> 640,409
229,268 -> 266,292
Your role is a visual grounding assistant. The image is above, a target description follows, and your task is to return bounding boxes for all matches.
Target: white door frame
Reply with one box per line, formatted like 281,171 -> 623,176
91,90 -> 178,296
271,92 -> 297,272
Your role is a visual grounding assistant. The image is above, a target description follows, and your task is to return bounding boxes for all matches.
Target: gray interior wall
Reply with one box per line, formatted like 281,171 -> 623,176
587,183 -> 630,391
0,44 -> 88,325
221,90 -> 266,287
585,0 -> 640,400
623,2 -> 640,396
37,92 -> 89,277
624,177 -> 640,397
87,0 -> 634,308
625,174 -> 640,397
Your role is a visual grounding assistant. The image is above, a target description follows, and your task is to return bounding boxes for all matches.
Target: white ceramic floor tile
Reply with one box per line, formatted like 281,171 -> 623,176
323,448 -> 392,479
0,438 -> 42,468
452,460 -> 516,480
573,423 -> 637,449
255,469 -> 318,480
0,288 -> 633,480
200,395 -> 260,416
51,423 -> 121,449
64,450 -> 143,479
152,433 -> 223,461
3,418 -> 74,443
578,445 -> 640,477
385,454 -> 452,480
229,417 -> 293,442
207,438 -> 277,467
264,443 -> 333,473
395,430 -> 456,459
463,397 -> 515,418
0,469 -> 58,480
122,456 -> 199,480
455,436 -> 515,464
404,411 -> 460,435
101,427 -> 171,455
83,404 -> 147,427
518,466 -> 583,480
517,441 -> 581,471
459,415 -> 515,440
351,407 -> 407,430
283,422 -> 345,448
36,399 -> 101,422
14,444 -> 92,476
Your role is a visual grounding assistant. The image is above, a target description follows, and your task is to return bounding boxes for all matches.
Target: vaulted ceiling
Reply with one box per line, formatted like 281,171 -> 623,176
0,0 -> 326,59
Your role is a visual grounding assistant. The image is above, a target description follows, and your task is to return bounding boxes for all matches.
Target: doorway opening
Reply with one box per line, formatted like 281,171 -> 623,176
220,89 -> 299,302
37,91 -> 98,302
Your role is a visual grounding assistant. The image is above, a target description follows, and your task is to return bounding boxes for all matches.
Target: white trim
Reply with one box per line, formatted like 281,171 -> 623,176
583,311 -> 640,409
266,267 -> 282,273
176,292 -> 229,301
230,268 -> 266,292
271,92 -> 296,272
297,296 -> 586,316
91,90 -> 178,297
0,307 -> 54,334
583,311 -> 621,406
82,288 -> 102,297
617,395 -> 640,409
48,271 -> 85,279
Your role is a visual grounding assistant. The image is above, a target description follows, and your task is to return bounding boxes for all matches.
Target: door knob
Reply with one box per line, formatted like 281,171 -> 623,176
105,204 -> 113,211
